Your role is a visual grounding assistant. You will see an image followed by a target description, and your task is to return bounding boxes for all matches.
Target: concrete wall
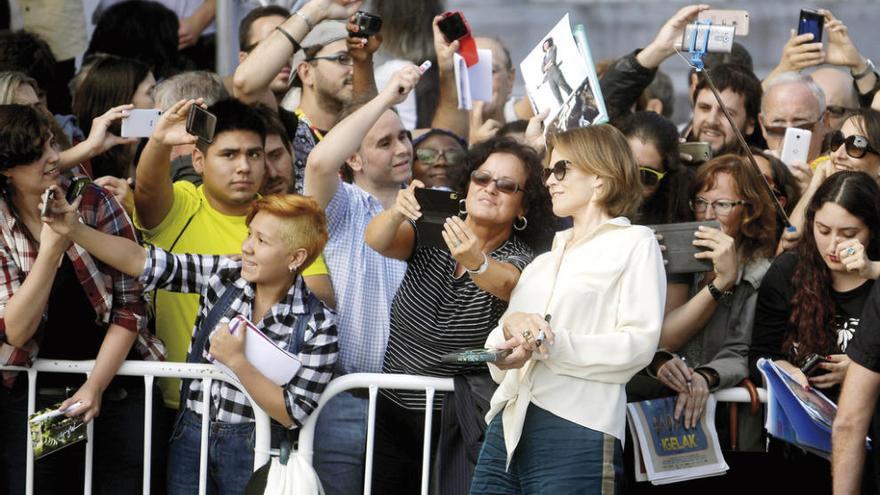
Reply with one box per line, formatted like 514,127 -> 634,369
448,0 -> 879,124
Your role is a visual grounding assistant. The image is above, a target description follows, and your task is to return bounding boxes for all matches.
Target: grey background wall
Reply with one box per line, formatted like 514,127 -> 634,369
447,0 -> 879,124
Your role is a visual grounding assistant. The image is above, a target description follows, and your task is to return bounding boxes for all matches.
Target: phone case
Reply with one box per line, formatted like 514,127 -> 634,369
679,142 -> 712,164
121,109 -> 161,138
648,221 -> 721,275
414,188 -> 461,249
441,348 -> 511,364
698,10 -> 750,36
780,128 -> 812,166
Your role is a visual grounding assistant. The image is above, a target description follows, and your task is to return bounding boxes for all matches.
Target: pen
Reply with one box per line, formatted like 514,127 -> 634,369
29,401 -> 83,424
681,356 -> 693,393
398,61 -> 433,94
535,314 -> 551,347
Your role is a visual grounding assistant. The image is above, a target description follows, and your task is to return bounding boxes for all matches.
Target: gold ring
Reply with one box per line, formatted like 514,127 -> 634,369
521,330 -> 532,340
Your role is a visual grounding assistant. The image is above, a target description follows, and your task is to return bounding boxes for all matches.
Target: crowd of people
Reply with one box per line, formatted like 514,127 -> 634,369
0,0 -> 879,494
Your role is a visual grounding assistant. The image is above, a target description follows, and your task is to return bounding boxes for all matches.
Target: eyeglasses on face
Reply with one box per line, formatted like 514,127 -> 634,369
689,197 -> 747,216
764,121 -> 817,137
639,167 -> 666,187
829,130 -> 880,159
416,148 -> 466,165
307,53 -> 354,66
542,159 -> 569,184
470,170 -> 524,194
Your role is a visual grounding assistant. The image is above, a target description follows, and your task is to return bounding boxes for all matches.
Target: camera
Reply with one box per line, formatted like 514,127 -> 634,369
350,11 -> 382,38
681,21 -> 735,54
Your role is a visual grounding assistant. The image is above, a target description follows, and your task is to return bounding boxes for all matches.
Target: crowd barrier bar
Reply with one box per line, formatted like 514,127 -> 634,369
2,360 -> 767,495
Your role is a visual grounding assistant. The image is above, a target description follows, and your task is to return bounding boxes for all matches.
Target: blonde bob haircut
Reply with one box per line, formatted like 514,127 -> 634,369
246,194 -> 329,270
546,124 -> 643,219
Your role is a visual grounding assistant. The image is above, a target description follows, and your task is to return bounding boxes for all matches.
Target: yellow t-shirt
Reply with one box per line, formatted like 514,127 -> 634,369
135,182 -> 328,408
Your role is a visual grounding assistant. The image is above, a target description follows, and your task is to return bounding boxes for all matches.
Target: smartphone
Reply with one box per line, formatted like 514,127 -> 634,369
66,177 -> 91,203
437,11 -> 469,43
649,220 -> 721,274
800,353 -> 829,377
441,348 -> 512,364
780,127 -> 812,167
797,9 -> 824,43
120,109 -> 161,138
679,142 -> 712,165
698,9 -> 750,36
40,187 -> 54,217
414,188 -> 461,249
186,105 -> 217,144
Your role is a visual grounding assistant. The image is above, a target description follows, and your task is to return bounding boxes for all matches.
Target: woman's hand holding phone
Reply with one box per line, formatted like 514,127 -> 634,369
693,226 -> 738,291
808,353 -> 850,389
393,180 -> 424,222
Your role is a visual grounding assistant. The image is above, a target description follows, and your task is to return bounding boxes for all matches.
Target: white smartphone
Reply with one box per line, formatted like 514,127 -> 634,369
121,109 -> 161,138
780,127 -> 812,166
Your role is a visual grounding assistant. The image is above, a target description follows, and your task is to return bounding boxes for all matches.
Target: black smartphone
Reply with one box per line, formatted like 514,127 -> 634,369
66,178 -> 91,204
437,11 -> 469,43
414,188 -> 461,249
349,11 -> 382,38
649,220 -> 721,274
441,348 -> 512,364
186,105 -> 217,144
797,9 -> 824,43
800,353 -> 830,377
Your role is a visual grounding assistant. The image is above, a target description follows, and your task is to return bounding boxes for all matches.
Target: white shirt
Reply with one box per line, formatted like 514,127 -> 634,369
485,218 -> 665,467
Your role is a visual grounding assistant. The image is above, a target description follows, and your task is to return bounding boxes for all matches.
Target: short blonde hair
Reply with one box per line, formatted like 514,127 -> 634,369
546,125 -> 642,218
0,71 -> 38,105
246,194 -> 328,269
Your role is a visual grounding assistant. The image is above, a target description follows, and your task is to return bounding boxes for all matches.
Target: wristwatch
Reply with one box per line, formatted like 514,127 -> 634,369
466,252 -> 489,275
707,281 -> 733,301
852,58 -> 876,80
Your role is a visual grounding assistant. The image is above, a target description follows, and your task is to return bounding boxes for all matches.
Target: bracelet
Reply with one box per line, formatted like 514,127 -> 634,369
706,281 -> 732,302
466,252 -> 489,275
293,10 -> 313,31
852,58 -> 876,80
274,26 -> 301,52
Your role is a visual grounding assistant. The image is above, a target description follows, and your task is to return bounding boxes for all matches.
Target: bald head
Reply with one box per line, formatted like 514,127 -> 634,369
812,68 -> 859,130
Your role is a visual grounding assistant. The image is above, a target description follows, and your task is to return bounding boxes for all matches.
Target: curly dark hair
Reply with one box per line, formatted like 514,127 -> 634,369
613,111 -> 693,225
454,137 -> 556,253
0,104 -> 53,188
785,171 -> 880,364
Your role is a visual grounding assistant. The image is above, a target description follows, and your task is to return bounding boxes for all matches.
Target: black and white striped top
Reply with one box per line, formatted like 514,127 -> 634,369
382,237 -> 534,410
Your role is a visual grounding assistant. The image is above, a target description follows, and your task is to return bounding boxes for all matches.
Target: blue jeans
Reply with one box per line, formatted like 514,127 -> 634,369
166,409 -> 256,495
470,403 -> 623,494
313,391 -> 368,495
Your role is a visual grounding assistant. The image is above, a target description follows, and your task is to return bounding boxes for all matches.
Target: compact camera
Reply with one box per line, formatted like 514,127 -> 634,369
681,22 -> 736,54
350,11 -> 382,38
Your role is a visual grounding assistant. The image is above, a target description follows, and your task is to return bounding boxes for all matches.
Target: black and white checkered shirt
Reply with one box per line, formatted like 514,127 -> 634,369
140,246 -> 338,427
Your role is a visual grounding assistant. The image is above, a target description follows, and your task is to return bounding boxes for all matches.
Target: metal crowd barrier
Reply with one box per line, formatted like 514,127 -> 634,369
1,360 -> 767,495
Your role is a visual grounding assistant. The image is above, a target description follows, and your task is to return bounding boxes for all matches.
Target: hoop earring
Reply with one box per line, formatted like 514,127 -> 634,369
459,199 -> 467,216
513,216 -> 528,231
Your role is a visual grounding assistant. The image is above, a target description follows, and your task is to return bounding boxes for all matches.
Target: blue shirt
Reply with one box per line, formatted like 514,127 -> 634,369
324,182 -> 406,373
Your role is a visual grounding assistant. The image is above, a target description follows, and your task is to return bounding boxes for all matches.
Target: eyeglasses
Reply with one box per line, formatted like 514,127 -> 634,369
306,53 -> 354,66
470,170 -> 524,194
763,121 -> 817,137
639,167 -> 666,187
416,148 -> 466,165
690,197 -> 747,216
542,160 -> 569,184
829,130 -> 880,159
826,105 -> 858,120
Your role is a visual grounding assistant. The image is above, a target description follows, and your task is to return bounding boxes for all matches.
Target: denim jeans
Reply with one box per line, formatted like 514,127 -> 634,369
470,403 -> 623,494
313,391 -> 368,495
166,409 -> 256,495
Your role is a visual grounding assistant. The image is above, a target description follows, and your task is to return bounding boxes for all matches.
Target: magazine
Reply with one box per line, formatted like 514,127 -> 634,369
756,358 -> 869,459
519,14 -> 607,133
626,395 -> 728,485
210,315 -> 302,386
28,402 -> 87,460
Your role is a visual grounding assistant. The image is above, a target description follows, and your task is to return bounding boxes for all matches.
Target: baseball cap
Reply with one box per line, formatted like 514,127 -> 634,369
290,21 -> 349,87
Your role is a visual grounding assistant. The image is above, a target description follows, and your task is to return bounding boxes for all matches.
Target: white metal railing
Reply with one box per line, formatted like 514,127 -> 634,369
2,360 -> 768,495
0,360 -> 271,495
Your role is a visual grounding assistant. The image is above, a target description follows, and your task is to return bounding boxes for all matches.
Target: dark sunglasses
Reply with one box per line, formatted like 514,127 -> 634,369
763,121 -> 816,137
416,148 -> 466,165
542,160 -> 569,184
639,167 -> 666,187
829,130 -> 880,159
470,170 -> 524,194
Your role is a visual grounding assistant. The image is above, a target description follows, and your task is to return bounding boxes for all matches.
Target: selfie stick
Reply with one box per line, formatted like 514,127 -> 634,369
685,22 -> 792,229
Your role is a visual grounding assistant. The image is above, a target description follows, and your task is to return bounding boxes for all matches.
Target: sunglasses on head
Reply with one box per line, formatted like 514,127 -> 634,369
416,148 -> 466,165
764,121 -> 816,137
542,160 -> 569,184
829,130 -> 880,159
639,167 -> 666,187
470,170 -> 524,194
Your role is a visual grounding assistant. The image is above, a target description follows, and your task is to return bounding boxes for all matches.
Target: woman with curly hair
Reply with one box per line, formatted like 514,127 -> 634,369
646,155 -> 777,429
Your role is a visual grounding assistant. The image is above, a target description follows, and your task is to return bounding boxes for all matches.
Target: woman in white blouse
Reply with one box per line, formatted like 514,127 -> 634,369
470,125 -> 666,493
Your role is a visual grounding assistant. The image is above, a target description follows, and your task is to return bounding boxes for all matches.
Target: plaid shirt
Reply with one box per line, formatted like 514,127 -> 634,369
140,246 -> 338,427
0,179 -> 162,388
